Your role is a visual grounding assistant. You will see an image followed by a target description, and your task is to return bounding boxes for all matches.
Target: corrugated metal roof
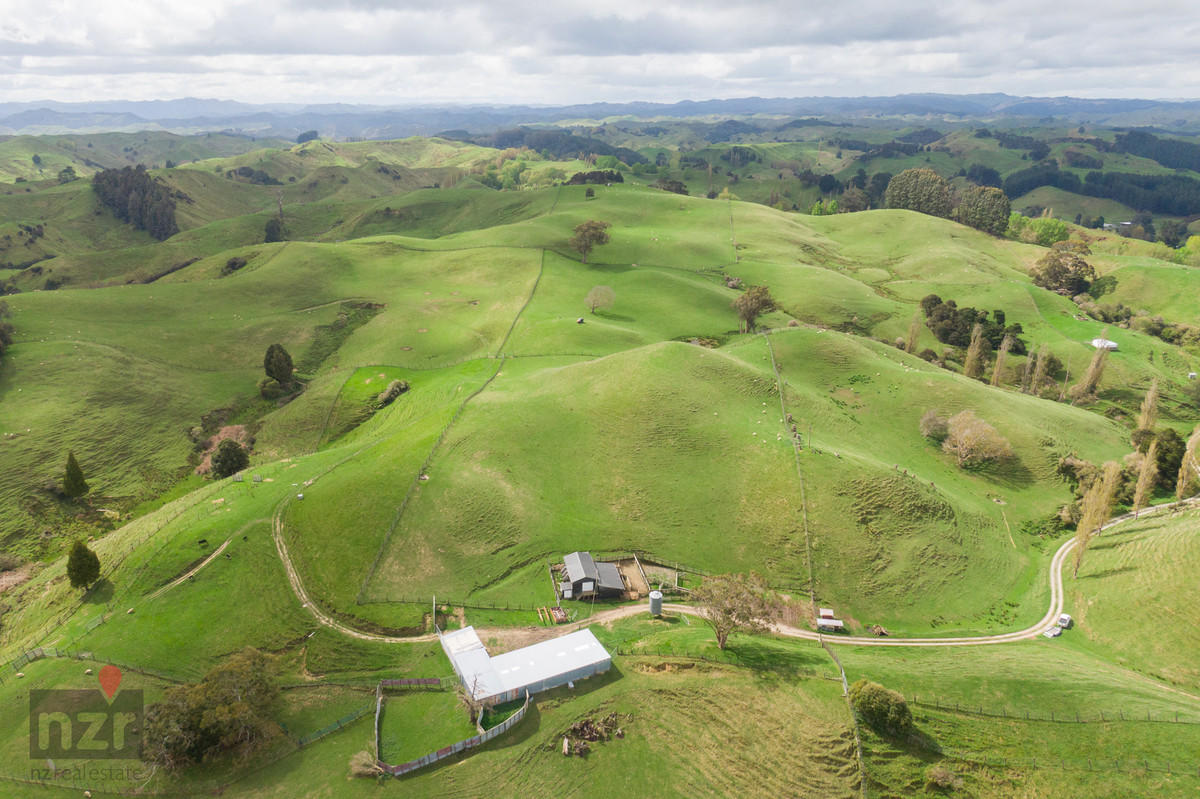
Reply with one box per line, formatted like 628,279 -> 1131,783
491,629 -> 610,694
595,561 -> 624,592
563,551 -> 599,583
440,627 -> 504,700
441,626 -> 611,702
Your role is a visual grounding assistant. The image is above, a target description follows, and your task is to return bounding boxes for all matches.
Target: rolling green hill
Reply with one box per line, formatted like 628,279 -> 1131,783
1,133 -> 1199,798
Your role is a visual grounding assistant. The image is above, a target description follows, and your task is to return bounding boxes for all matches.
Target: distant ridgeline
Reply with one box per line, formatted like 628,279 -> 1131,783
454,127 -> 646,166
92,165 -> 180,241
1003,160 -> 1200,217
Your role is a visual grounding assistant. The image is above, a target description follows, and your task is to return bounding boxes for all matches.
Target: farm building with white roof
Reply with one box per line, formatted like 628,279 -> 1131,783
440,625 -> 612,706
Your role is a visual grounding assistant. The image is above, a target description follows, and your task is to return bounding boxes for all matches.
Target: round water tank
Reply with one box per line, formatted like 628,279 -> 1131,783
649,590 -> 663,616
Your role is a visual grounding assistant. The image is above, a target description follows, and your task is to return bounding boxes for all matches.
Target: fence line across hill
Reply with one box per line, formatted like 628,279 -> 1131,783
356,595 -> 548,612
910,695 -> 1200,726
2,645 -> 184,684
357,357 -> 506,604
0,459 -> 297,662
614,646 -> 842,682
296,701 -> 376,748
901,742 -> 1200,780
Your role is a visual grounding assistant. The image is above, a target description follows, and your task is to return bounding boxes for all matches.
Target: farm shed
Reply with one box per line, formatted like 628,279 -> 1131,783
560,551 -> 625,600
1091,338 -> 1119,350
817,608 -> 845,632
440,626 -> 612,707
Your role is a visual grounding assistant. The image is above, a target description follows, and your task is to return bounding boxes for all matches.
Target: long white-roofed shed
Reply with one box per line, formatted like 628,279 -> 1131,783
440,626 -> 612,706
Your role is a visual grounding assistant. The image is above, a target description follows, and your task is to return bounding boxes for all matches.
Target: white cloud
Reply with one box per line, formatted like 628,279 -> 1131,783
0,1 -> 1198,103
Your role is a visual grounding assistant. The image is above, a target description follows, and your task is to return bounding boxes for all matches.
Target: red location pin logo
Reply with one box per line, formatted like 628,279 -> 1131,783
98,665 -> 122,699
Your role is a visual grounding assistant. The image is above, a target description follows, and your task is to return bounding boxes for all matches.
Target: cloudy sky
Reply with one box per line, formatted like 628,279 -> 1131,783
2,0 -> 1198,105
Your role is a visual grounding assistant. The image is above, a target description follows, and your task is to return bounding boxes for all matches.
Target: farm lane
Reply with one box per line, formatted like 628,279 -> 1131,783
272,492 -> 1197,649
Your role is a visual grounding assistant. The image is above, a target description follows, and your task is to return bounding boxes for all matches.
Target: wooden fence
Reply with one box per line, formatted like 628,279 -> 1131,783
375,691 -> 531,777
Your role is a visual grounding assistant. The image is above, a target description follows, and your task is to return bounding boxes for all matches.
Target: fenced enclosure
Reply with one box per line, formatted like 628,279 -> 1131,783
374,681 -> 531,777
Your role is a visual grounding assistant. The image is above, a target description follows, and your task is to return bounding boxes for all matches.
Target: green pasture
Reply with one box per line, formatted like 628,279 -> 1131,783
1066,508 -> 1200,692
2,131 -> 1200,797
363,343 -> 808,603
760,326 -> 1129,633
861,705 -> 1200,799
226,663 -> 860,799
377,689 -> 476,765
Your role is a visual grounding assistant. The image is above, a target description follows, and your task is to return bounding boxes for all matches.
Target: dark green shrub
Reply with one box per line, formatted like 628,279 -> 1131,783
67,539 -> 100,590
220,256 -> 248,277
849,678 -> 913,735
258,377 -> 283,400
211,439 -> 249,478
263,343 -> 293,385
63,452 -> 89,498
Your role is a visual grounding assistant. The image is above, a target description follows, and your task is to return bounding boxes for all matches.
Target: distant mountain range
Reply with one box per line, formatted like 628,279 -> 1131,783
4,94 -> 1200,139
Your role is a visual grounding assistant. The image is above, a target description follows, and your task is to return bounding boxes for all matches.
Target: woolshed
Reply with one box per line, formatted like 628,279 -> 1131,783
560,551 -> 625,600
440,626 -> 612,706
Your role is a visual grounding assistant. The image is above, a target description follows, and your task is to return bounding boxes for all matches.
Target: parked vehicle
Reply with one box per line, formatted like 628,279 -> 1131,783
1043,627 -> 1062,638
1058,614 -> 1072,628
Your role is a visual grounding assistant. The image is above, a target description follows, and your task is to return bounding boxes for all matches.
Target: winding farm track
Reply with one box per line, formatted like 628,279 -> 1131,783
271,490 -> 1197,649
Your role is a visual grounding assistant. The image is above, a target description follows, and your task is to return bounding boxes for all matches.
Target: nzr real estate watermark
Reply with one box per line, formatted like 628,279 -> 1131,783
29,665 -> 143,759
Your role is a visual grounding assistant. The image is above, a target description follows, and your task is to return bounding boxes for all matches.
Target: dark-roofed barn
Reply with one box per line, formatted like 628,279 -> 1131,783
560,551 -> 625,600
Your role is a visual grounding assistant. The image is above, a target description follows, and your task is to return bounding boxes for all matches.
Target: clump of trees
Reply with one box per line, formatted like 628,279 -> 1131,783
1031,241 -> 1096,296
953,185 -> 1011,236
67,539 -> 101,590
585,285 -> 616,314
919,295 -> 1026,355
884,168 -> 951,218
264,217 -> 284,243
691,572 -> 777,650
938,410 -> 1012,468
262,344 -> 294,398
296,130 -> 319,144
568,220 -> 611,264
966,163 -> 1001,188
220,256 -> 248,277
144,649 -> 280,771
376,379 -> 409,407
227,166 -> 281,186
654,177 -> 689,195
849,679 -> 913,736
1020,344 -> 1063,397
92,165 -> 179,241
1007,213 -> 1070,247
211,439 -> 249,479
565,170 -> 623,186
732,285 -> 777,333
